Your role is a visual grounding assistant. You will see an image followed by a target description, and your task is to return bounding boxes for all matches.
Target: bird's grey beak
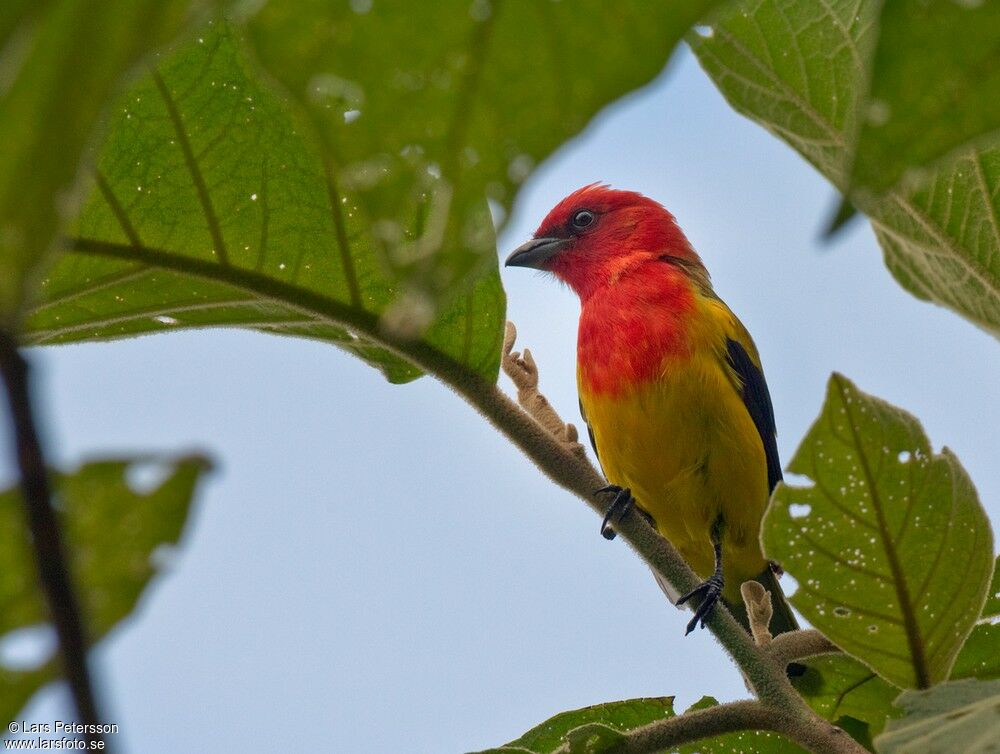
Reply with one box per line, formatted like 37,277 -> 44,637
505,237 -> 568,270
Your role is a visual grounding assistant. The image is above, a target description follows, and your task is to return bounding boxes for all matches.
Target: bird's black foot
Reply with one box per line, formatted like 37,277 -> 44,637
676,574 -> 724,635
594,485 -> 633,540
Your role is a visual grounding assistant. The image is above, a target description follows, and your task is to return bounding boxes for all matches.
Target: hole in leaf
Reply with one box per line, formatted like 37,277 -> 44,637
0,625 -> 57,671
833,606 -> 851,618
125,460 -> 174,495
788,503 -> 811,519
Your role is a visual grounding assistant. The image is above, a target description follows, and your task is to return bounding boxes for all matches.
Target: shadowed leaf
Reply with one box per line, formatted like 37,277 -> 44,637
763,374 -> 993,689
0,455 -> 210,729
874,678 -> 1000,754
795,654 -> 901,736
691,0 -> 1000,338
472,697 -> 674,754
849,0 -> 1000,195
952,557 -> 1000,682
0,0 -> 206,321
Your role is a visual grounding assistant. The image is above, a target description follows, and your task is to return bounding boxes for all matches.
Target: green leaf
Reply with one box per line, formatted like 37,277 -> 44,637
676,697 -> 805,753
691,0 -> 1000,337
795,655 -> 901,737
0,0 -> 205,321
27,25 -> 503,383
951,558 -> 1000,682
874,678 -> 1000,754
849,0 -> 1000,195
0,455 -> 211,728
763,373 -> 994,689
471,697 -> 674,754
242,0 -> 720,296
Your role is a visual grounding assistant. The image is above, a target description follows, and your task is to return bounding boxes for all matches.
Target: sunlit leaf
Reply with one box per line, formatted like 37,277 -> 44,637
763,374 -> 993,689
27,25 -> 503,383
243,0 -> 721,299
0,0 -> 206,320
849,0 -> 1000,195
0,455 -> 210,728
874,678 -> 1000,754
472,697 -> 674,754
691,0 -> 1000,337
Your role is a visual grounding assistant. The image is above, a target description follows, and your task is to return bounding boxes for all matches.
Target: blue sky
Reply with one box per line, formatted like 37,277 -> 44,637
5,46 -> 999,753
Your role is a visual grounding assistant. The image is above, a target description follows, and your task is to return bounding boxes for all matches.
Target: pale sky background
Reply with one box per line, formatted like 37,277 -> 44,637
4,46 -> 999,753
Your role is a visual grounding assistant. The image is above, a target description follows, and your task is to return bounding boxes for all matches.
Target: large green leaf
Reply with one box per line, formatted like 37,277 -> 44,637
691,0 -> 1000,337
849,0 -> 1000,194
796,654 -> 901,737
952,557 -> 1000,682
0,0 -> 206,322
27,25 -> 502,383
0,455 -> 210,728
874,679 -> 1000,754
472,697 -> 675,754
763,374 -> 993,689
242,0 -> 720,297
29,2 -> 721,384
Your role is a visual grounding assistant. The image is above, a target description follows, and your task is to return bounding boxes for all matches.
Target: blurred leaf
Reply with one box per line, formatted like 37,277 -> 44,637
822,196 -> 860,240
952,557 -> 1000,682
471,697 -> 674,754
795,655 -> 901,737
27,25 -> 504,383
874,678 -> 1000,754
691,0 -> 1000,337
763,373 -> 993,689
676,697 -> 805,753
849,0 -> 1000,195
983,556 -> 1000,618
0,455 -> 210,729
243,0 -> 721,299
0,0 -> 205,321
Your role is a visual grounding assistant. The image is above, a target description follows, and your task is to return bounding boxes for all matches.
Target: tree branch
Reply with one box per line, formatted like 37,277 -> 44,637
605,700 -> 773,752
607,699 -> 864,754
769,629 -> 841,665
0,330 -> 105,750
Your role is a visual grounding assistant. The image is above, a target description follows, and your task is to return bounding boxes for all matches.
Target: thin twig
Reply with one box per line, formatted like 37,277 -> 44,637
769,629 -> 841,665
0,330 -> 104,750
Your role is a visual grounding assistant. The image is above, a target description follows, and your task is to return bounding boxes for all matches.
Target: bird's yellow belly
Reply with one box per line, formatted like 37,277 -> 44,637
580,357 -> 769,600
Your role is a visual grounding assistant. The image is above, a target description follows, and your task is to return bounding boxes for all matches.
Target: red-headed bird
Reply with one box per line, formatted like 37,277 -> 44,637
506,184 -> 798,639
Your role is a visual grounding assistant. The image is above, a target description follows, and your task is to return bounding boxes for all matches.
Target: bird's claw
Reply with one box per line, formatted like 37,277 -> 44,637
677,574 -> 724,635
594,485 -> 633,540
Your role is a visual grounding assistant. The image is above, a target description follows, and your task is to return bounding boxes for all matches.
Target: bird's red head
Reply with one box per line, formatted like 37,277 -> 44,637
505,184 -> 705,299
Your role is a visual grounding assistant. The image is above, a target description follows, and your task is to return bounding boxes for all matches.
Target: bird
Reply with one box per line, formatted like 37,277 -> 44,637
505,184 -> 798,640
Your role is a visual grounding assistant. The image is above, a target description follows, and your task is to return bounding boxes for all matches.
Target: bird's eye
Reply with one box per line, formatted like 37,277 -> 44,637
571,209 -> 595,229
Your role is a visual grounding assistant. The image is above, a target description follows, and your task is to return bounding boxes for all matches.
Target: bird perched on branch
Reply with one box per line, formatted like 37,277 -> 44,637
506,184 -> 798,640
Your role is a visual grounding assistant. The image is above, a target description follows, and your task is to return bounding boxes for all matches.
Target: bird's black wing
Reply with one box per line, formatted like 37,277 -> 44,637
725,338 -> 782,493
578,397 -> 608,477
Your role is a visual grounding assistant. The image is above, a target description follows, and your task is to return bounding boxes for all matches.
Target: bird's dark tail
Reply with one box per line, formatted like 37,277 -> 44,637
724,565 -> 799,637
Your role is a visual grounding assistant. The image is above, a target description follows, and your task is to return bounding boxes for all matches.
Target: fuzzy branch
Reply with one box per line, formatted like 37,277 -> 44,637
605,699 -> 863,754
769,629 -> 841,665
0,330 -> 105,750
742,580 -> 774,648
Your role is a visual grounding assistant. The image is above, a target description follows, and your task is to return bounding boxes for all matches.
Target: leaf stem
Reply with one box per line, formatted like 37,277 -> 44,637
0,330 -> 106,750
